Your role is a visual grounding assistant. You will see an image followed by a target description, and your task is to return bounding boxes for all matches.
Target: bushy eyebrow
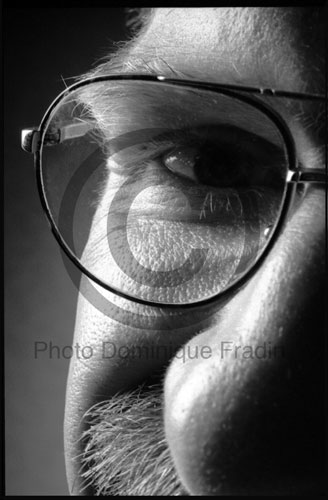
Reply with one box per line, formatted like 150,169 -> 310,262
77,7 -> 325,159
79,42 -> 187,82
78,8 -> 188,82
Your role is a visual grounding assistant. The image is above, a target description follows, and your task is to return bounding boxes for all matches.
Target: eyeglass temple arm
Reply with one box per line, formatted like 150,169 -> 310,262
21,124 -> 327,185
287,169 -> 327,184
21,121 -> 94,154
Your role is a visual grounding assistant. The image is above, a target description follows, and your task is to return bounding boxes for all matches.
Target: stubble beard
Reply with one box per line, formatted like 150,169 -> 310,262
80,382 -> 186,496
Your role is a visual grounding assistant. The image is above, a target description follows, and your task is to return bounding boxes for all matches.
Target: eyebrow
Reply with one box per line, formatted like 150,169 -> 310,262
73,7 -> 324,168
79,16 -> 325,104
79,49 -> 325,156
81,43 -> 190,84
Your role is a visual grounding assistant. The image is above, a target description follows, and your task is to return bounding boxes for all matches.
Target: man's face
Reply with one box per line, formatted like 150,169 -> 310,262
64,8 -> 325,495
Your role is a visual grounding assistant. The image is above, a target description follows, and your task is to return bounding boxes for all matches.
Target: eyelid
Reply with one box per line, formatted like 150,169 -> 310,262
107,139 -> 175,173
106,124 -> 283,178
106,129 -> 192,173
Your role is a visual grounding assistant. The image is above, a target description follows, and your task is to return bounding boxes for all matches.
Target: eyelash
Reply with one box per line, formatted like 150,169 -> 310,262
104,125 -> 284,226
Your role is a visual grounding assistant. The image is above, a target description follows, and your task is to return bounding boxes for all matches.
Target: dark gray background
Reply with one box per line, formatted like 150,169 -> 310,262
4,8 -> 127,495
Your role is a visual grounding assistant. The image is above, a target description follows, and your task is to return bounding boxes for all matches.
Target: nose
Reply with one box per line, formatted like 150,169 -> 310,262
164,187 -> 325,495
64,187 -> 324,496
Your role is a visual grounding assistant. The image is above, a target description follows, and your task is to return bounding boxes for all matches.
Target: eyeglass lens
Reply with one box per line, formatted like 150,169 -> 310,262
40,80 -> 288,305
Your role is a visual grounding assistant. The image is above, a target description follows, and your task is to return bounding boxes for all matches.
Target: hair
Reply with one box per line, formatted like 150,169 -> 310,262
125,7 -> 153,36
79,383 -> 186,496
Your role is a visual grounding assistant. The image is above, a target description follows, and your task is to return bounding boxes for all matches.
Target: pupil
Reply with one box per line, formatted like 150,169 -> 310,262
194,144 -> 238,187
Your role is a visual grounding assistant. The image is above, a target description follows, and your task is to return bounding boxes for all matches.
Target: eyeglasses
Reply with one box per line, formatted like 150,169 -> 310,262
21,75 -> 326,307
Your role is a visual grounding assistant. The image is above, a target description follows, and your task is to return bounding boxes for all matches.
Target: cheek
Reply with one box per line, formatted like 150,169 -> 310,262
163,186 -> 326,495
80,164 -> 279,305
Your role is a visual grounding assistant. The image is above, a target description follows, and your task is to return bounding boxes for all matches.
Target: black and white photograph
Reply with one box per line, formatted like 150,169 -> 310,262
4,5 -> 327,496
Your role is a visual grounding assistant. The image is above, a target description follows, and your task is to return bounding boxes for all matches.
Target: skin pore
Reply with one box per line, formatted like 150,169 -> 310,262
64,8 -> 325,495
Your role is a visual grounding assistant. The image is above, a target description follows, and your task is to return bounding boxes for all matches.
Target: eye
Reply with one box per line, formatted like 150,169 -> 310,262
161,146 -> 200,183
160,126 -> 285,189
162,143 -> 252,187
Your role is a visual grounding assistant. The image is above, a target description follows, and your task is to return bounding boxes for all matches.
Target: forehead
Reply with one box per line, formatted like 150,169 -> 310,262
106,7 -> 323,166
130,8 -> 305,92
